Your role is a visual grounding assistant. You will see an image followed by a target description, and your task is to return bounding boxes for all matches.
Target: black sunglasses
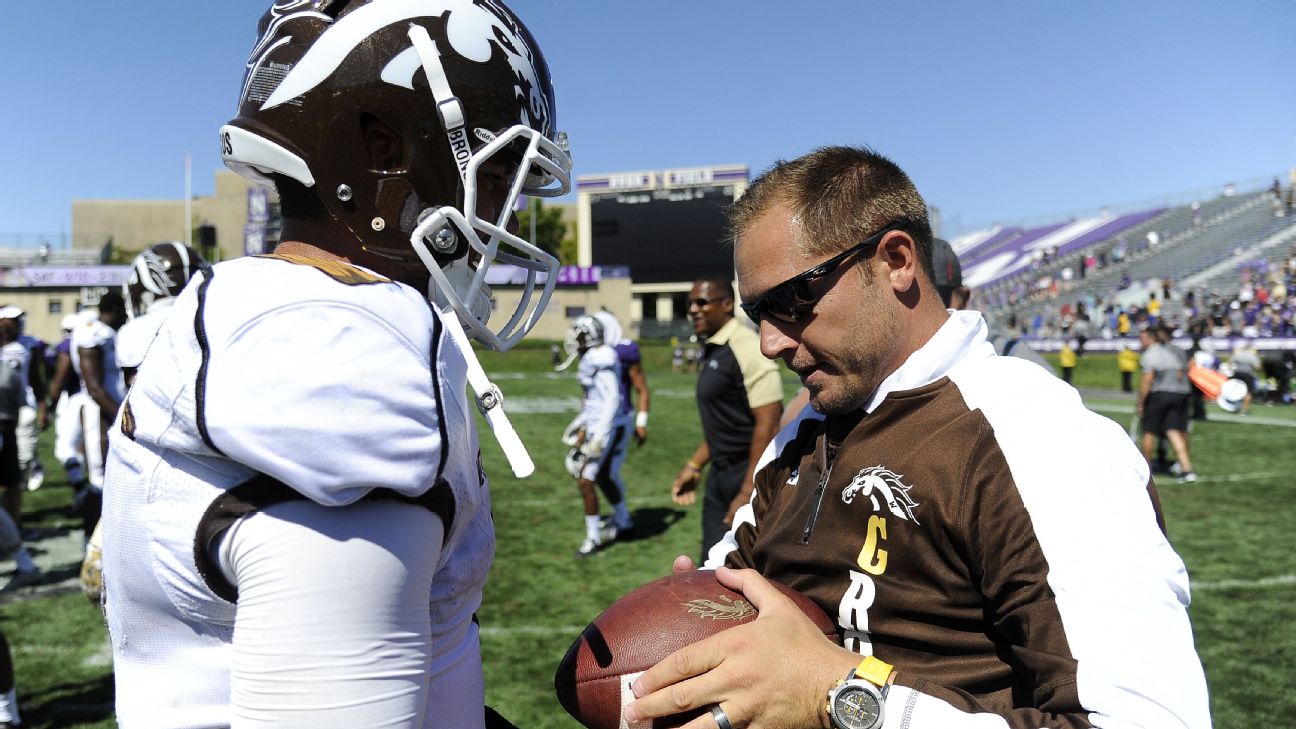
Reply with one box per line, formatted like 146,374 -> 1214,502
687,295 -> 731,308
740,222 -> 906,325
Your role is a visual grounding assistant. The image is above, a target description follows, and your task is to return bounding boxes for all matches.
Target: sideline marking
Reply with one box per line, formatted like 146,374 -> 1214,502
478,576 -> 1296,638
1186,471 -> 1290,484
1086,402 -> 1296,428
1194,574 -> 1296,592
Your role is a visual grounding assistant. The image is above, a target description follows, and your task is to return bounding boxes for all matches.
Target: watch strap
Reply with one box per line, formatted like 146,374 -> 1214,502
853,656 -> 894,690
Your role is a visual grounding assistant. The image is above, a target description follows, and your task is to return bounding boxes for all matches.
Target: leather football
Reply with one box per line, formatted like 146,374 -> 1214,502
554,570 -> 839,729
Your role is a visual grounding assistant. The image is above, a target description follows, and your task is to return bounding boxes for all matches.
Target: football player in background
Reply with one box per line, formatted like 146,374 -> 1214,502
562,315 -> 635,556
37,313 -> 91,499
100,1 -> 571,726
69,291 -> 127,540
0,311 -> 34,532
117,241 -> 206,389
79,242 -> 209,606
594,310 -> 651,445
0,308 -> 47,497
0,315 -> 41,599
8,310 -> 46,495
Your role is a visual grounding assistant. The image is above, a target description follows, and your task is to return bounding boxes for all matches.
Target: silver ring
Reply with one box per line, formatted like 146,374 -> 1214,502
710,704 -> 734,729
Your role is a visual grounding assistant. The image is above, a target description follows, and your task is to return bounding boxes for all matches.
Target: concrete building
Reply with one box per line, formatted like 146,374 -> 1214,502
72,170 -> 279,263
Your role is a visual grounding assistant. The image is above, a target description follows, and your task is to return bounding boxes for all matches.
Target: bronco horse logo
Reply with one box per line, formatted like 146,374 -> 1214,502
841,465 -> 921,524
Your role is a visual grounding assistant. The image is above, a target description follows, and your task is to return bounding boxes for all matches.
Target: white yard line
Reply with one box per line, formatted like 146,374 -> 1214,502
1186,471 -> 1290,483
1194,574 -> 1296,591
1086,402 -> 1296,427
480,575 -> 1296,638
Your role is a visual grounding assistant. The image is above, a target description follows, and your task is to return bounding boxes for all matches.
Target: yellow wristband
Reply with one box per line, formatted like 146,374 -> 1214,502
854,656 -> 895,687
686,461 -> 702,472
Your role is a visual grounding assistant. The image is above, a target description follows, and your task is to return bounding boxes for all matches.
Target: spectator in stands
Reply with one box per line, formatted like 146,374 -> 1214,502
1136,326 -> 1196,482
1074,311 -> 1090,355
1147,292 -> 1162,324
671,277 -> 782,561
1227,300 -> 1245,335
1228,343 -> 1261,415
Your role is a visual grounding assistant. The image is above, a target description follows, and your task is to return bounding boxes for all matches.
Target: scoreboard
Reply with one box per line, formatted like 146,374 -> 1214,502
588,185 -> 736,284
577,165 -> 749,285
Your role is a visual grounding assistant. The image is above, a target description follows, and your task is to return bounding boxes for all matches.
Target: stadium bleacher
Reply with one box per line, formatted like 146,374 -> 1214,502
970,182 -> 1296,343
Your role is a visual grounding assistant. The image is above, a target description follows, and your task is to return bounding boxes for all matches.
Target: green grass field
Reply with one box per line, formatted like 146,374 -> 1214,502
2,348 -> 1292,727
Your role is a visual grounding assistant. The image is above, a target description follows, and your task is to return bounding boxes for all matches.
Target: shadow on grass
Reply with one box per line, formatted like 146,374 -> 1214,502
620,507 -> 687,542
22,674 -> 114,729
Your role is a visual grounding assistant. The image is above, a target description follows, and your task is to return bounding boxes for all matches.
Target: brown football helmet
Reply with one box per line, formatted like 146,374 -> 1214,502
220,0 -> 571,350
124,241 -> 207,319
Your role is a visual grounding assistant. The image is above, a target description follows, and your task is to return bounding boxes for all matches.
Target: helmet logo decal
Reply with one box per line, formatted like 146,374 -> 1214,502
241,1 -> 331,110
259,0 -> 551,133
475,0 -> 550,132
133,250 -> 178,296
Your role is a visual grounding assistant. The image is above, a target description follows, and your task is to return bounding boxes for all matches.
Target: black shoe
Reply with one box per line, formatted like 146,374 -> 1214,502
2,567 -> 43,592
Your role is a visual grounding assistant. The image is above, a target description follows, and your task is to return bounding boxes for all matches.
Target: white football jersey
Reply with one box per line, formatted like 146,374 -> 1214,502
116,298 -> 177,371
0,342 -> 29,421
102,253 -> 494,728
70,316 -> 124,403
574,344 -> 622,445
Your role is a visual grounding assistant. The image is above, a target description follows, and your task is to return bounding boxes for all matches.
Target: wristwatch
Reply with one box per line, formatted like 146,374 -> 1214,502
826,656 -> 894,729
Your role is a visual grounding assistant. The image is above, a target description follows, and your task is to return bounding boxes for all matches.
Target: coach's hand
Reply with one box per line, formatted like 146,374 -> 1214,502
626,566 -> 856,729
671,465 -> 701,506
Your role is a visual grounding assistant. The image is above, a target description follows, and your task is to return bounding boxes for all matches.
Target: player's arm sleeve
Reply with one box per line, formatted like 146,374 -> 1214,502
218,498 -> 460,724
203,301 -> 446,506
884,416 -> 1209,728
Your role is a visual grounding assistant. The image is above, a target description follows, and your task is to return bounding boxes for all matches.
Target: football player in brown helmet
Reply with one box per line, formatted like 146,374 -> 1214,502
119,241 -> 207,387
101,2 -> 570,726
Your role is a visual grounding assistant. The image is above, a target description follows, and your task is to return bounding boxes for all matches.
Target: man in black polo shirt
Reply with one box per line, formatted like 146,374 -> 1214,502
671,276 -> 783,561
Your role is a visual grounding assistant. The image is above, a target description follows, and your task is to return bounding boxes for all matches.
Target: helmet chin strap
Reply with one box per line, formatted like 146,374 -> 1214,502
438,304 -> 535,478
404,22 -> 536,477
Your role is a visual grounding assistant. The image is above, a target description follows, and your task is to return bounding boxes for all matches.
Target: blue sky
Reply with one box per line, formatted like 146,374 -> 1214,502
1,0 -> 1292,246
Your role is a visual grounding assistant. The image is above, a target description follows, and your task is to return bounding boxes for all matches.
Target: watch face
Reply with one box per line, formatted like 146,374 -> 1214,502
832,685 -> 882,729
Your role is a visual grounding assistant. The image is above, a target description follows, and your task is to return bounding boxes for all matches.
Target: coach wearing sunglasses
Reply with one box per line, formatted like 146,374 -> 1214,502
627,146 -> 1208,729
671,276 -> 783,563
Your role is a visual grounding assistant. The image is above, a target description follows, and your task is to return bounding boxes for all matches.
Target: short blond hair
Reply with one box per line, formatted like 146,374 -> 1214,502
728,145 -> 934,283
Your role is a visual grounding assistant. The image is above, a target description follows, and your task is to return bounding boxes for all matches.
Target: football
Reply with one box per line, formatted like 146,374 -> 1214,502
554,570 -> 839,729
